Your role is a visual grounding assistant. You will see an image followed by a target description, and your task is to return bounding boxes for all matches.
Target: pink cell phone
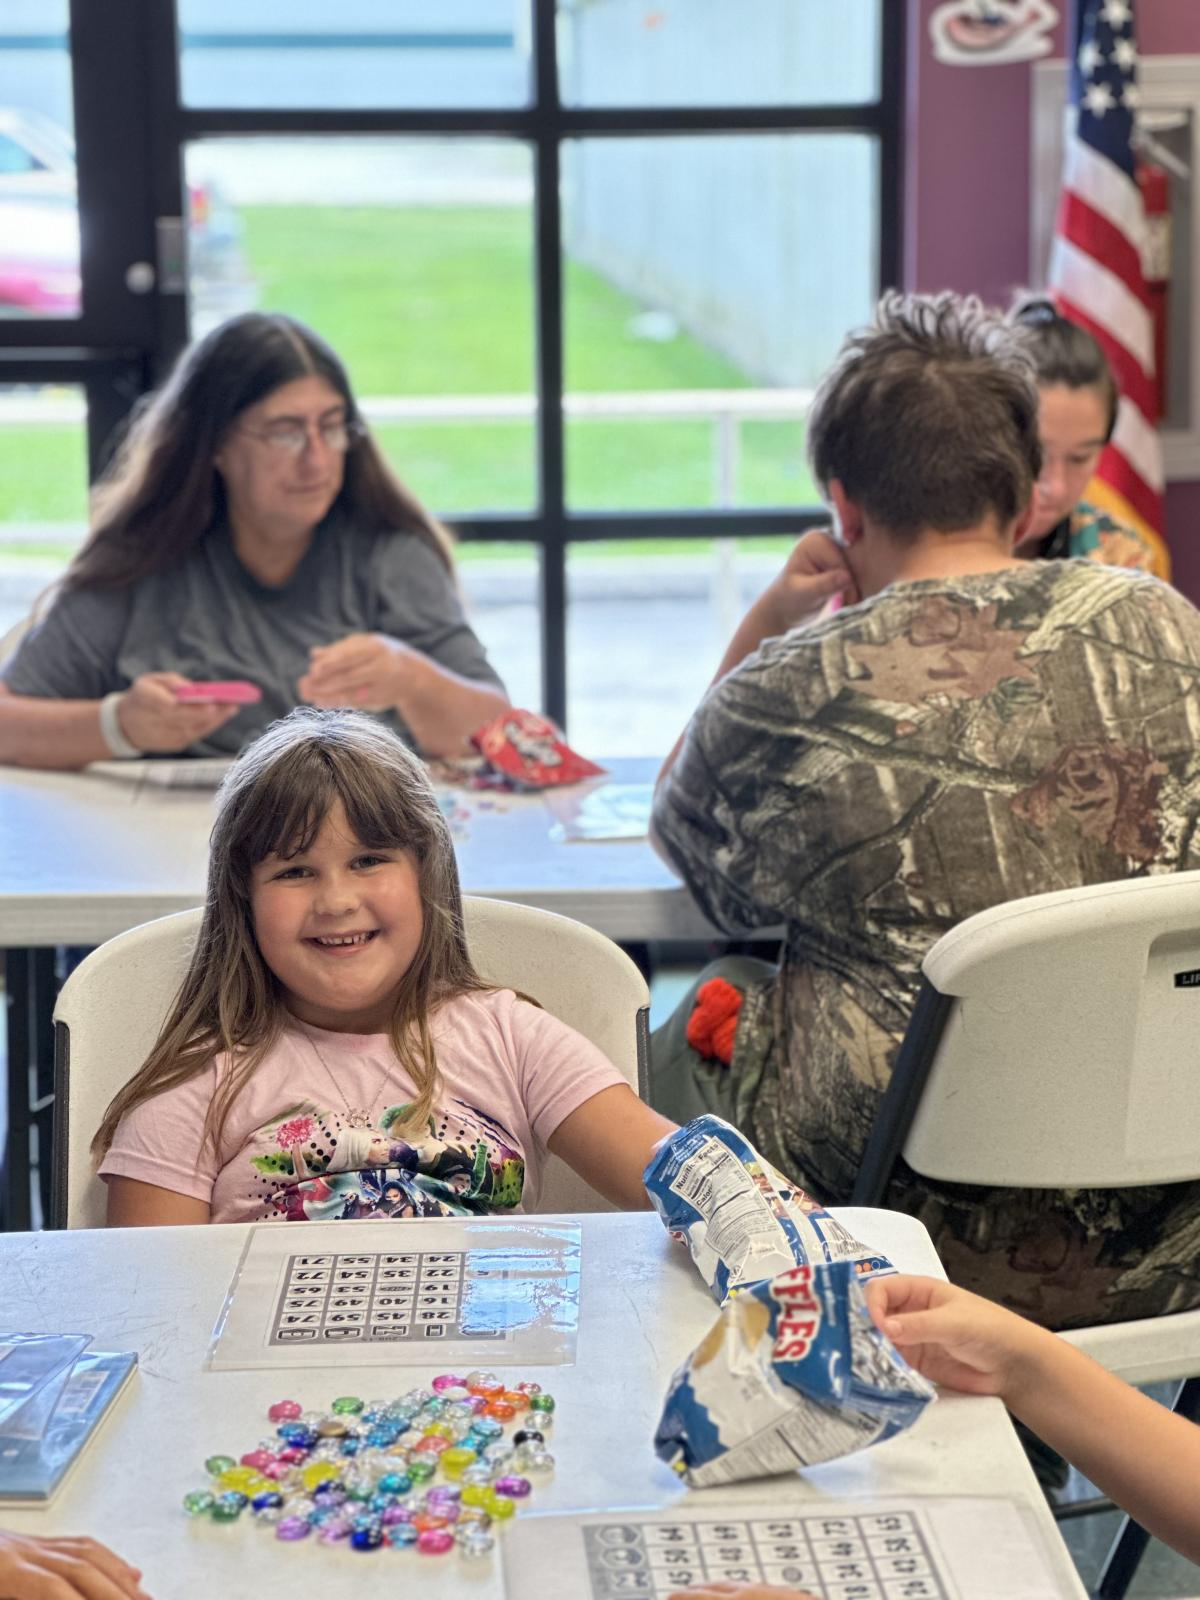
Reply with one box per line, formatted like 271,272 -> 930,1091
174,680 -> 262,706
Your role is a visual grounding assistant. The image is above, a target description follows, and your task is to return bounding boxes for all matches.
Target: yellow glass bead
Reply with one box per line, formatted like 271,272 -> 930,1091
216,1466 -> 260,1493
300,1462 -> 342,1492
421,1422 -> 453,1440
461,1484 -> 491,1507
438,1446 -> 477,1480
483,1490 -> 515,1519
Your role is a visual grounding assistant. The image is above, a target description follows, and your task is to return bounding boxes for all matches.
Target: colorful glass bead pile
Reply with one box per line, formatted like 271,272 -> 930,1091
183,1371 -> 556,1558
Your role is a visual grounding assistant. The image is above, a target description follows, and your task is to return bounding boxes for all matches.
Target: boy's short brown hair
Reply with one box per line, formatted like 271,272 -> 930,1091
807,290 -> 1042,541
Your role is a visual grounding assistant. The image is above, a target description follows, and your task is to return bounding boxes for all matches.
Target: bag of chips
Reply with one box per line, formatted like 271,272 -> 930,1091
644,1116 -> 892,1305
470,707 -> 606,790
654,1259 -> 936,1486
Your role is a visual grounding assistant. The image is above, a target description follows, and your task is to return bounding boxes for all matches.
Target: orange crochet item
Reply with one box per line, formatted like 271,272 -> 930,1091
685,977 -> 744,1066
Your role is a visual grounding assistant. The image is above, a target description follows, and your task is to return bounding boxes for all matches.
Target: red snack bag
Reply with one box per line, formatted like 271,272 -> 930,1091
470,708 -> 606,790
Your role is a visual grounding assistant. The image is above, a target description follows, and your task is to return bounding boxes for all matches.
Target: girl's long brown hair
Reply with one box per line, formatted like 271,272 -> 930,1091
91,708 -> 488,1165
66,311 -> 454,592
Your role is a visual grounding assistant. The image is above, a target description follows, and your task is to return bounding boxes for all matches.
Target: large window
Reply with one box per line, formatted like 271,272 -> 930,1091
0,0 -> 900,752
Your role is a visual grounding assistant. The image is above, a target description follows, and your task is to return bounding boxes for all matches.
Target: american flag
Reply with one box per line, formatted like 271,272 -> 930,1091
1048,0 -> 1167,575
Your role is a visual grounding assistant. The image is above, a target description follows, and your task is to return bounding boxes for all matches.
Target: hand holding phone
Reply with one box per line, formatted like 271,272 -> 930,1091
173,680 -> 262,706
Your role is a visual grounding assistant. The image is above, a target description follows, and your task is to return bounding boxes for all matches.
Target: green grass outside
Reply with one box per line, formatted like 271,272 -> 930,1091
0,205 -> 819,535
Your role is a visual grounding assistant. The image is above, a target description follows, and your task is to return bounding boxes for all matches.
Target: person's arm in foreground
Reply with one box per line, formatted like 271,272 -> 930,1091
868,1274 -> 1200,1567
297,636 -> 508,759
0,1530 -> 151,1599
105,1177 -> 211,1228
651,530 -> 854,857
0,677 -> 237,770
547,1085 -> 676,1211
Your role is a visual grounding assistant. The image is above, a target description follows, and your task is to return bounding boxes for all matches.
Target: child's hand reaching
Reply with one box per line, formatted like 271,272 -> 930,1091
668,1587 -> 819,1600
864,1274 -> 1043,1401
0,1530 -> 151,1599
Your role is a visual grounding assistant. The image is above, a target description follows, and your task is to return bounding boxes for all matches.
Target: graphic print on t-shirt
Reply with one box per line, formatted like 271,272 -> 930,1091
246,1096 -> 526,1222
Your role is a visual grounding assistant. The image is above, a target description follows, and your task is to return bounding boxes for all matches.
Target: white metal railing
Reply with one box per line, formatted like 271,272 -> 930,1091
0,385 -> 814,515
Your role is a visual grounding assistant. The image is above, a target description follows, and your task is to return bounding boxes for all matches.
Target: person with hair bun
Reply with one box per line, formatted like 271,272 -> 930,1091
1009,293 -> 1167,578
0,313 -> 509,768
649,291 -> 1200,1334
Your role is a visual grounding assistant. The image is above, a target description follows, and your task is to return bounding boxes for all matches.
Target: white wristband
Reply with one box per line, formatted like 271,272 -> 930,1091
98,691 -> 141,759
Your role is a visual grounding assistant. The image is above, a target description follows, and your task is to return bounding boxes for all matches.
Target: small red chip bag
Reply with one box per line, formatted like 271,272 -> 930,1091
470,707 -> 606,790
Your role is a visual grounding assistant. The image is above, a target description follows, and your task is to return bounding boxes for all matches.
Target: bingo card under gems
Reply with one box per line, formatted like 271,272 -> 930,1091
504,1499 -> 1080,1599
206,1219 -> 581,1370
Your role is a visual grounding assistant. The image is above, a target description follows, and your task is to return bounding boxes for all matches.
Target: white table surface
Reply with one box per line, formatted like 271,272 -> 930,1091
0,1210 -> 1086,1599
0,757 -> 719,947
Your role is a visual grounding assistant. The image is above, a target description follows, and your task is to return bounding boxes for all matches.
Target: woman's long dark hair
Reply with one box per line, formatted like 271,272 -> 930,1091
65,312 -> 454,591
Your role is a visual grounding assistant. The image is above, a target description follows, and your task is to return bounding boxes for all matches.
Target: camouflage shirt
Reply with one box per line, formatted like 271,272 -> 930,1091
653,560 -> 1200,1328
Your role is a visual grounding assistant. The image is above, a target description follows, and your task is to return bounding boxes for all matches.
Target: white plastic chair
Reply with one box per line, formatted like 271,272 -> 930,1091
850,870 -> 1200,1598
52,898 -> 649,1229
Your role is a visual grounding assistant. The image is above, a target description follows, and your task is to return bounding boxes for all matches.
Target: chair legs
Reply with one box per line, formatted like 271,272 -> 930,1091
1092,1376 -> 1200,1600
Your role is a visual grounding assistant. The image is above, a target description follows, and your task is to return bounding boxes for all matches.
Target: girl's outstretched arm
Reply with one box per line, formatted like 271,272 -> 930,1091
546,1085 -> 676,1211
105,1176 -> 211,1227
867,1275 -> 1200,1567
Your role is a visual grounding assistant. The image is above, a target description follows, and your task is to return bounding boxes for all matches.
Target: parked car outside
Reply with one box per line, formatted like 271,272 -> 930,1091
0,107 -> 255,326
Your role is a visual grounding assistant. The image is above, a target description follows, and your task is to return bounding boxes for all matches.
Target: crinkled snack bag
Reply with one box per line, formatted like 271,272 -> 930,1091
644,1115 -> 892,1305
654,1259 -> 936,1487
470,707 -> 606,790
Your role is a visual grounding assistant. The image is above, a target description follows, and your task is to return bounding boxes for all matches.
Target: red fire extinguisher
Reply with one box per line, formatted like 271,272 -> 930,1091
1136,158 -> 1171,423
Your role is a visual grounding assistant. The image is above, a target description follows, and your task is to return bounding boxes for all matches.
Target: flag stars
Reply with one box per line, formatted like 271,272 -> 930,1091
1111,37 -> 1138,73
1078,39 -> 1104,77
1100,0 -> 1132,27
1121,82 -> 1140,110
1083,81 -> 1117,116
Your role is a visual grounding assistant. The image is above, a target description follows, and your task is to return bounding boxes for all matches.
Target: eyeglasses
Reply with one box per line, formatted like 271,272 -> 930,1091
237,417 -> 366,457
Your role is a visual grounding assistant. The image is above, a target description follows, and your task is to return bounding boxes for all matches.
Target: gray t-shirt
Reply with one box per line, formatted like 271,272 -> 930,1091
1,514 -> 504,755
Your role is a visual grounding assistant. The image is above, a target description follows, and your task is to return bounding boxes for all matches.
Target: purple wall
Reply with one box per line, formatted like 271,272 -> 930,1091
904,1 -> 1200,600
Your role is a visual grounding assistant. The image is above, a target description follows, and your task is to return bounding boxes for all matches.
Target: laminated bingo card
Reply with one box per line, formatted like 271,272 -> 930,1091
207,1219 -> 581,1370
504,1499 -> 1077,1599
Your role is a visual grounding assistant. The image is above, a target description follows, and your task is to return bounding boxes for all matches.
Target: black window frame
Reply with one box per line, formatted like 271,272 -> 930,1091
1,0 -> 903,726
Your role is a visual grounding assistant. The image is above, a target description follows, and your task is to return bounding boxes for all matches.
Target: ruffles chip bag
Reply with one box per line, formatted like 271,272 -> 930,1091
644,1116 -> 936,1486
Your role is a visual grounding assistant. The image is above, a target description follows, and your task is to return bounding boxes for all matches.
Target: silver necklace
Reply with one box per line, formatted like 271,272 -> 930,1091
304,1030 -> 388,1129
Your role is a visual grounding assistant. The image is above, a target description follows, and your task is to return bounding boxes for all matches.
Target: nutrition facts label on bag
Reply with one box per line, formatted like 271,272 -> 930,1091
505,1498 -> 1076,1600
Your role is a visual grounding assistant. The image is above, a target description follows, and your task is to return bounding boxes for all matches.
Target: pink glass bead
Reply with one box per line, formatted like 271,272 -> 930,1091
493,1475 -> 532,1498
318,1518 -> 353,1544
417,1529 -> 455,1555
240,1450 -> 275,1471
414,1435 -> 450,1455
268,1400 -> 303,1421
431,1374 -> 463,1393
261,1461 -> 291,1480
278,1446 -> 307,1464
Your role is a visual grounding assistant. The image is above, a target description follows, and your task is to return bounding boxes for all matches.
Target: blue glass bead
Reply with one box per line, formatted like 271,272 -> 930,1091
340,1437 -> 362,1457
251,1491 -> 284,1512
386,1523 -> 420,1548
377,1472 -> 412,1495
351,1524 -> 384,1551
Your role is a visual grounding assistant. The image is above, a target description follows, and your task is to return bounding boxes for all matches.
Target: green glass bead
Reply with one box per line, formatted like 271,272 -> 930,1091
528,1394 -> 555,1414
212,1491 -> 248,1521
407,1456 -> 436,1483
205,1454 -> 236,1476
331,1396 -> 364,1415
183,1490 -> 215,1516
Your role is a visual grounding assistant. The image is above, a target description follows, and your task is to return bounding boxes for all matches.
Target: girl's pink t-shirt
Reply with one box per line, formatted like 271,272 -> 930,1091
98,989 -> 624,1224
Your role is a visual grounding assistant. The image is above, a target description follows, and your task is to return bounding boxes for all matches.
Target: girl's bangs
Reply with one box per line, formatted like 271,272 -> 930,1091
239,746 -> 430,865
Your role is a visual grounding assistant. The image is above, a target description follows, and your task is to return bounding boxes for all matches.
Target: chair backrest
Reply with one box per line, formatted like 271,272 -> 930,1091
853,869 -> 1200,1200
54,897 -> 649,1228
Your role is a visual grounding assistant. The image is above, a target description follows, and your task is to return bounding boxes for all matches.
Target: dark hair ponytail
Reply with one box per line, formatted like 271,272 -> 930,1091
1009,294 -> 1118,441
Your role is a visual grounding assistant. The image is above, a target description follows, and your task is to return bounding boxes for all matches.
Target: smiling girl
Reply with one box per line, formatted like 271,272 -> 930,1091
93,708 -> 675,1226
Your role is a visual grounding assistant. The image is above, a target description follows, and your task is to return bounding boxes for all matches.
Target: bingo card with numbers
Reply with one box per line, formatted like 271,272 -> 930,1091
505,1499 -> 1077,1599
207,1219 -> 581,1369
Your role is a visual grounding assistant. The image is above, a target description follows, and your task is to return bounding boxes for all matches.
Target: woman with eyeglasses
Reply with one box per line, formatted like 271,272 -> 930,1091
1008,294 -> 1169,578
0,312 -> 509,768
